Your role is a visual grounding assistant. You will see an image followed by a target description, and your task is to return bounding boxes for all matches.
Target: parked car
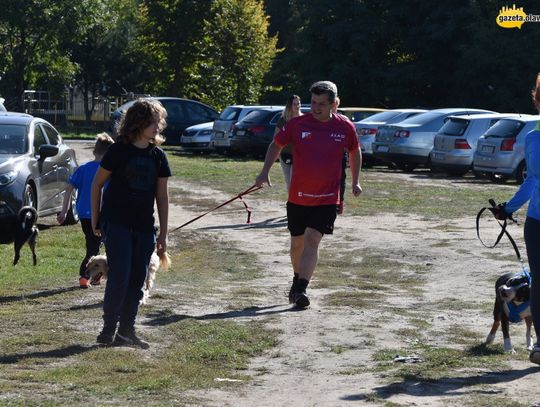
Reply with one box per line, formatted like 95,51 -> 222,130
473,115 -> 540,184
229,107 -> 284,157
180,121 -> 214,154
110,97 -> 219,145
372,108 -> 495,171
211,105 -> 277,154
355,109 -> 427,166
337,107 -> 387,122
0,112 -> 79,223
430,113 -> 519,176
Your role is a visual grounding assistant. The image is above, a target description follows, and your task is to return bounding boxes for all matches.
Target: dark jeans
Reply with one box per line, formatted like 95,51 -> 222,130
80,219 -> 101,277
525,216 -> 540,341
101,222 -> 155,329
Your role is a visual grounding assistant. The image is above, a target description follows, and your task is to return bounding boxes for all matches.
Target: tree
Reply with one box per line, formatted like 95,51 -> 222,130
0,0 -> 80,111
135,0 -> 278,110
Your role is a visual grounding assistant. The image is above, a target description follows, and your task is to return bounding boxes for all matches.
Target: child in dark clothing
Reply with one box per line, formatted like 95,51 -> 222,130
57,132 -> 114,288
91,99 -> 171,349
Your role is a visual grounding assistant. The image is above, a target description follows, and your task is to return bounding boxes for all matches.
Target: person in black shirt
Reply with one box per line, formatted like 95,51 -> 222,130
91,99 -> 171,348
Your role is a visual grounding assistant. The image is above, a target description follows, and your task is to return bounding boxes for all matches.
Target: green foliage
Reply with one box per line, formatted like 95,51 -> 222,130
135,0 -> 278,109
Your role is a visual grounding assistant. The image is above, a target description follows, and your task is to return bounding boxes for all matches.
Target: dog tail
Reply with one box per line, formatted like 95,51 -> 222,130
18,206 -> 38,227
158,251 -> 171,271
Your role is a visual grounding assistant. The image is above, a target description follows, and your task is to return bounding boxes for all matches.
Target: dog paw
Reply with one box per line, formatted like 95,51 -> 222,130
504,339 -> 515,353
485,334 -> 496,344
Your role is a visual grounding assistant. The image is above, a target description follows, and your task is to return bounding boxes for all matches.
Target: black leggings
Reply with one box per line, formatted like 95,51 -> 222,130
79,218 -> 102,277
525,216 -> 540,341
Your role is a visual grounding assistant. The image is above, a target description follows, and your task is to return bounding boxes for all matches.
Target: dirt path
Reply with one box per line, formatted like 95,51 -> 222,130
70,141 -> 540,406
165,179 -> 540,407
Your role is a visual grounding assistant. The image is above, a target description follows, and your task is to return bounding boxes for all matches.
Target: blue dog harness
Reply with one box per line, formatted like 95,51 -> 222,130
505,268 -> 531,323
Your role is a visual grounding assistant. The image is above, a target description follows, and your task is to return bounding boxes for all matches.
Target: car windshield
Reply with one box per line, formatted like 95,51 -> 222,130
360,111 -> 401,122
219,107 -> 242,121
484,119 -> 525,138
398,111 -> 443,125
0,125 -> 26,154
440,119 -> 469,136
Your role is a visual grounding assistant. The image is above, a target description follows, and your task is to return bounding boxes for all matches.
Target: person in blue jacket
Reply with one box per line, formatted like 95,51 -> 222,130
495,73 -> 540,364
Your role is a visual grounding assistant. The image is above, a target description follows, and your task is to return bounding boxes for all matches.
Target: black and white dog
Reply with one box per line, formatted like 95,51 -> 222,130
0,206 -> 38,266
485,270 -> 533,353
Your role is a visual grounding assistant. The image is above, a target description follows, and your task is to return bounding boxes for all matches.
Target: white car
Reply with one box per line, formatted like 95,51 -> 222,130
180,121 -> 215,154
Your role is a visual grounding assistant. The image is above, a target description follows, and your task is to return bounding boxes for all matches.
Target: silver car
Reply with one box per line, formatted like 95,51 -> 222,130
355,109 -> 427,166
372,108 -> 494,171
473,115 -> 540,184
430,113 -> 518,176
212,105 -> 275,154
180,121 -> 214,154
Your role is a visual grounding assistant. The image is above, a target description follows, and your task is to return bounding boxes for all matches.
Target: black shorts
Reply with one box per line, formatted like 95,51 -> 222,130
287,202 -> 337,236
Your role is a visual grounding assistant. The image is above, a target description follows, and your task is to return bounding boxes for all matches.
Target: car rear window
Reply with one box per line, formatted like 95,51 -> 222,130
0,124 -> 26,154
360,111 -> 401,123
219,107 -> 241,121
399,111 -> 443,125
439,118 -> 469,136
484,119 -> 525,138
240,110 -> 276,123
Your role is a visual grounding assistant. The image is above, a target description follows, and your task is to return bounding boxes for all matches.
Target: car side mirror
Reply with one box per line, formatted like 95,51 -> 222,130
38,144 -> 59,160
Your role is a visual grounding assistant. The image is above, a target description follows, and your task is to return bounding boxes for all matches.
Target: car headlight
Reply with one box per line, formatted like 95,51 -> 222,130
0,170 -> 17,186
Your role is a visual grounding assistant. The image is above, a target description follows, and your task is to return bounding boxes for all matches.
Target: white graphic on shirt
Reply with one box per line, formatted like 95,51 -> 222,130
301,131 -> 312,139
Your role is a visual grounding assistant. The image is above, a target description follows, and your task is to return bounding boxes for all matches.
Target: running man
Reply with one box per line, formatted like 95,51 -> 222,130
255,81 -> 362,308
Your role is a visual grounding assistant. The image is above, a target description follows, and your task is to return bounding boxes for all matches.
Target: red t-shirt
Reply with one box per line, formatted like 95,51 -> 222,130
275,113 -> 359,206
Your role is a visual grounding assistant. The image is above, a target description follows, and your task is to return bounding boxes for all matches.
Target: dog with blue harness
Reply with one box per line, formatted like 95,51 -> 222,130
478,199 -> 533,353
485,267 -> 533,353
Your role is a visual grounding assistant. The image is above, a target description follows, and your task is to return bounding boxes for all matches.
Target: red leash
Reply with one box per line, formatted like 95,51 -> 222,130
169,184 -> 262,233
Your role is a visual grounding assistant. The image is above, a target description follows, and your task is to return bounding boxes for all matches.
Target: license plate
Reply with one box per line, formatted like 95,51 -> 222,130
376,145 -> 389,152
236,130 -> 245,136
182,137 -> 192,143
214,131 -> 224,139
434,153 -> 444,160
481,145 -> 495,153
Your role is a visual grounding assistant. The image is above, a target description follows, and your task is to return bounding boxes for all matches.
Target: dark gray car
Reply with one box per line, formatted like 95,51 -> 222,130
0,112 -> 79,223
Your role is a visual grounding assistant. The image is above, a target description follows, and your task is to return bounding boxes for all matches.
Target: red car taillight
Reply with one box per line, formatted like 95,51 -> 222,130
454,139 -> 471,149
500,138 -> 516,151
394,130 -> 410,138
249,126 -> 265,134
360,128 -> 377,136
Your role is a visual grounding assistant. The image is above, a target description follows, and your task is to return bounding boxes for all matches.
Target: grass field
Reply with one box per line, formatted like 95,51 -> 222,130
0,151 -> 528,405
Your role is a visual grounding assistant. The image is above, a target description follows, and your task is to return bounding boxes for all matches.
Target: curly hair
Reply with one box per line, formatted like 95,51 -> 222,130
117,99 -> 167,145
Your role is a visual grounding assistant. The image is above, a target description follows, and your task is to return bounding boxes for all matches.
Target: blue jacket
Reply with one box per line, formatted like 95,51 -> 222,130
505,129 -> 540,220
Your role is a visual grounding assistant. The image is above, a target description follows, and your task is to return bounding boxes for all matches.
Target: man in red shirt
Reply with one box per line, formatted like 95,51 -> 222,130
255,81 -> 362,308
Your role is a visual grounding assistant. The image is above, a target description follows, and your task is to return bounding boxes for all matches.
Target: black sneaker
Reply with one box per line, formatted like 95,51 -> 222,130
293,290 -> 310,308
96,324 -> 116,345
114,328 -> 150,349
288,284 -> 296,304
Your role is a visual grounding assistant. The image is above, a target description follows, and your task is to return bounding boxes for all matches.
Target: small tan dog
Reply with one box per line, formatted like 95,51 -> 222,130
84,251 -> 171,304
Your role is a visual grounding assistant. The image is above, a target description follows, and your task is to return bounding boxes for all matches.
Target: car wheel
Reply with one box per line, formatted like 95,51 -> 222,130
63,190 -> 79,225
515,161 -> 527,185
23,183 -> 36,210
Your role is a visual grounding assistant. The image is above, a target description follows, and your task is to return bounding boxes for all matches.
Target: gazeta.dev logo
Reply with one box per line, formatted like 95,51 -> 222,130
496,4 -> 526,28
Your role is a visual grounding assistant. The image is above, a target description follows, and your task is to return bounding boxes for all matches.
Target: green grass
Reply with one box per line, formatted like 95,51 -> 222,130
0,214 -> 278,405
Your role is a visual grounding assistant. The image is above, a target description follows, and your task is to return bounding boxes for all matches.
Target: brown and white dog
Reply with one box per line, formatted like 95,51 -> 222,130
0,206 -> 38,266
84,251 -> 171,304
485,270 -> 533,353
